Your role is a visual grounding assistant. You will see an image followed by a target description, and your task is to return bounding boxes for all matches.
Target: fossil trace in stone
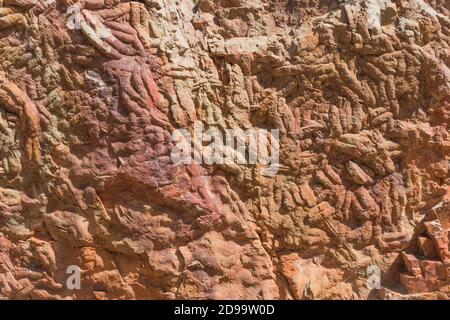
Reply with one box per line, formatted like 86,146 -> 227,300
0,0 -> 449,299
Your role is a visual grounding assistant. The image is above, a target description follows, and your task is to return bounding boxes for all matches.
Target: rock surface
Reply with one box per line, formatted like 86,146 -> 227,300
0,0 -> 449,299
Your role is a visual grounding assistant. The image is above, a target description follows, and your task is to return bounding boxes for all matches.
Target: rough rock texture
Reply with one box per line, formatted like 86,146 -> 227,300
0,0 -> 449,299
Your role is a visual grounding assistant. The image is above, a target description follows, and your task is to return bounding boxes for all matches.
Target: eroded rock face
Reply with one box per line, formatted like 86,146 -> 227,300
0,0 -> 449,299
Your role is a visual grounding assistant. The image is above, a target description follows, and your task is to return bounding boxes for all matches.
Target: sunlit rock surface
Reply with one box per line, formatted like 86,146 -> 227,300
0,0 -> 449,299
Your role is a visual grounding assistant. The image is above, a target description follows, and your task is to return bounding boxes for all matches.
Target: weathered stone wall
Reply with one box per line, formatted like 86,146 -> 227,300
0,0 -> 448,299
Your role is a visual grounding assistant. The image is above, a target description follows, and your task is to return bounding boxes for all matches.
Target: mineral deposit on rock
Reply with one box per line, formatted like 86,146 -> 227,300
0,0 -> 449,300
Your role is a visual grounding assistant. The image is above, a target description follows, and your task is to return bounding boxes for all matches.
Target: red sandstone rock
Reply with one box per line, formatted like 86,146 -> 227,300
0,0 -> 449,300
